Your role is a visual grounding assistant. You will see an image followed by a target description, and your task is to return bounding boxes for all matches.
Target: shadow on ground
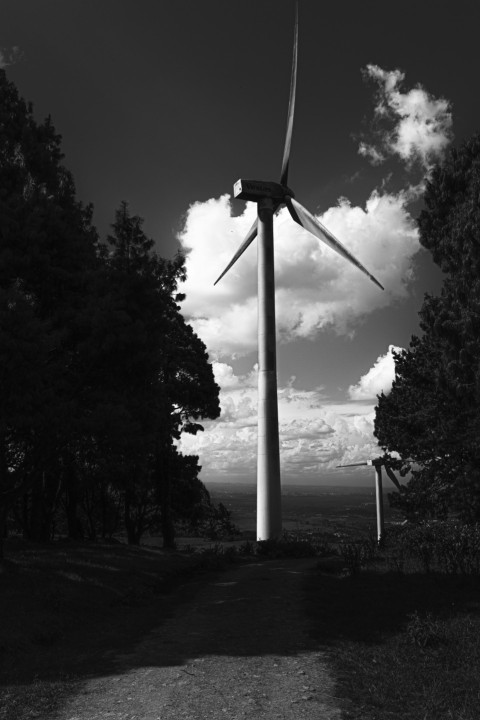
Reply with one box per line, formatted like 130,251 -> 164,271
2,539 -> 480,719
305,562 -> 480,645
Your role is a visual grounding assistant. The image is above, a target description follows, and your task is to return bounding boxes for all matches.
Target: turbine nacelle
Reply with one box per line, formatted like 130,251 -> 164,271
338,459 -> 382,468
215,2 -> 384,292
233,179 -> 295,203
337,459 -> 402,491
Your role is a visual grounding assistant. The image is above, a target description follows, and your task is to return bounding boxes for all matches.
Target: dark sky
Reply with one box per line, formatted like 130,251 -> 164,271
3,1 -> 478,254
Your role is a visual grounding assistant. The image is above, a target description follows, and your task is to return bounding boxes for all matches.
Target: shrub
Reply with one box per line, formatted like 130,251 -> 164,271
255,532 -> 318,559
196,503 -> 241,541
385,521 -> 480,575
405,611 -> 446,648
237,540 -> 255,556
433,521 -> 480,575
338,538 -> 377,575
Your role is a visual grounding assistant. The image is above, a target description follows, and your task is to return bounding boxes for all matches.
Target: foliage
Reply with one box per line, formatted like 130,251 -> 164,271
338,536 -> 378,574
194,502 -> 241,541
0,68 -> 100,549
385,521 -> 480,575
0,72 -> 220,552
375,134 -> 480,521
308,562 -> 480,720
255,531 -> 318,558
405,610 -> 446,648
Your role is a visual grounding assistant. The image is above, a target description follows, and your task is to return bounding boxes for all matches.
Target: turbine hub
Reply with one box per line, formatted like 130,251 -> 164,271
233,179 -> 295,202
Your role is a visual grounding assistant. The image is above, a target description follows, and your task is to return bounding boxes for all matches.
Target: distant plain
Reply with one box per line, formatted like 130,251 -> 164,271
206,482 -> 402,538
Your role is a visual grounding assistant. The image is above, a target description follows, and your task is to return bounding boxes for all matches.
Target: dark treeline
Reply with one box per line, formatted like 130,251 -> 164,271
0,70 -> 229,556
375,134 -> 480,522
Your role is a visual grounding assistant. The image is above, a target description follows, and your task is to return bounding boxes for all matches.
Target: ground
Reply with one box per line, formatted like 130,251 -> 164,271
56,557 -> 344,720
4,495 -> 480,720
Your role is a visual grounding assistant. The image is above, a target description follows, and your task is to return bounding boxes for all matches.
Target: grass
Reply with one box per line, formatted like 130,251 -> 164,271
3,528 -> 480,720
0,536 -> 235,720
306,549 -> 480,719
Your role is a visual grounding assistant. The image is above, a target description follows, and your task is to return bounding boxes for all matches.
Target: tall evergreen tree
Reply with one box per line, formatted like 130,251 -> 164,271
375,134 -> 480,520
0,70 -> 220,551
98,202 -> 220,546
0,69 -> 99,547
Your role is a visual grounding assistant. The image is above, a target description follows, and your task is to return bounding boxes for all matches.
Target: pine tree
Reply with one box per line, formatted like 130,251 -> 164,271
0,70 -> 99,547
375,134 -> 480,520
96,202 -> 220,546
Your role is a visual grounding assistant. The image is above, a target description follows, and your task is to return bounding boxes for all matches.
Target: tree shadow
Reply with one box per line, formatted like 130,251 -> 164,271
304,563 -> 480,646
3,543 -> 480,719
2,553 -> 338,718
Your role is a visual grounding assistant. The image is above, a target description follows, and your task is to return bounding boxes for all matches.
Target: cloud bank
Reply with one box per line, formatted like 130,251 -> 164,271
179,191 -> 419,359
177,65 -> 451,481
179,357 -> 395,482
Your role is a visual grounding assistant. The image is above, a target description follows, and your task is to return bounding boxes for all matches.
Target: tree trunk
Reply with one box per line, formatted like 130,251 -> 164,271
28,471 -> 60,542
124,488 -> 140,545
82,486 -> 97,540
64,457 -> 84,540
0,506 -> 6,561
101,488 -> 107,539
0,437 -> 9,560
29,476 -> 46,540
66,488 -> 84,540
158,447 -> 175,549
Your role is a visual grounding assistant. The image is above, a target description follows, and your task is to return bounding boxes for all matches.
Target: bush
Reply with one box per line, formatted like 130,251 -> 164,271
196,503 -> 241,541
237,540 -> 255,556
405,610 -> 447,648
433,521 -> 480,575
385,521 -> 480,575
338,537 -> 378,575
255,531 -> 318,559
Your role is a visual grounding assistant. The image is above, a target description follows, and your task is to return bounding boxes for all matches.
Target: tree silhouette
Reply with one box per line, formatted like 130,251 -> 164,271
0,71 -> 221,553
101,202 -> 220,546
0,69 -> 99,548
375,134 -> 480,520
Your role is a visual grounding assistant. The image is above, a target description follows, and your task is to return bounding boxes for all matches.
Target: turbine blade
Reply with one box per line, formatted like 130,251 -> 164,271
384,464 -> 402,490
279,2 -> 298,187
286,197 -> 384,290
336,463 -> 369,468
214,218 -> 258,286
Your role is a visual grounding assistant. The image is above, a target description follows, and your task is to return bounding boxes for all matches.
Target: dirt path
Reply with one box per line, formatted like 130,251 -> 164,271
59,558 -> 343,719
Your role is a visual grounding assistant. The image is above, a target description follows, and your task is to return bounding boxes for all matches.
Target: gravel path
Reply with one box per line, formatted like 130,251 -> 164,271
59,558 -> 343,720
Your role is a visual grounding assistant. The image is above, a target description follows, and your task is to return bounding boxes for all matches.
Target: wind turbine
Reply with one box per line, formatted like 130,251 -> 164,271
215,3 -> 384,541
336,459 -> 402,543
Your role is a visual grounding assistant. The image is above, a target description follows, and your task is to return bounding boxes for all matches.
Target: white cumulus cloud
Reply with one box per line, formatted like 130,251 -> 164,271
179,359 -> 392,483
360,64 -> 453,170
179,192 -> 419,359
348,344 -> 402,400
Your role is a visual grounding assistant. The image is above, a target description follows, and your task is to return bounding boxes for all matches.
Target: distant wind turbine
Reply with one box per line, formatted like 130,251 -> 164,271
336,459 -> 402,543
215,3 -> 384,541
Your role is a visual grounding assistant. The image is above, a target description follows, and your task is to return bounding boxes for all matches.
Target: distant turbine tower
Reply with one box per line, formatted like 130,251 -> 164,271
215,3 -> 384,541
336,459 -> 402,543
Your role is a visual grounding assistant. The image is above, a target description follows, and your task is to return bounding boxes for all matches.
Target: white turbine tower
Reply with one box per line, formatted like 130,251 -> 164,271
215,3 -> 384,541
336,459 -> 402,543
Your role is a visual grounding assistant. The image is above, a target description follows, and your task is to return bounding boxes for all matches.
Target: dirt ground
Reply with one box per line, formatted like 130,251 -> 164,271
57,557 -> 345,720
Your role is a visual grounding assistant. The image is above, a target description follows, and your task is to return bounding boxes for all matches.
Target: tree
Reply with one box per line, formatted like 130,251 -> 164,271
98,202 -> 220,547
156,305 -> 221,548
375,134 -> 480,521
0,69 -> 220,551
0,69 -> 99,548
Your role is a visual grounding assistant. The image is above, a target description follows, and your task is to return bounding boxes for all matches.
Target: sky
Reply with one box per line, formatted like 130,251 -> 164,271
2,0 -> 479,486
